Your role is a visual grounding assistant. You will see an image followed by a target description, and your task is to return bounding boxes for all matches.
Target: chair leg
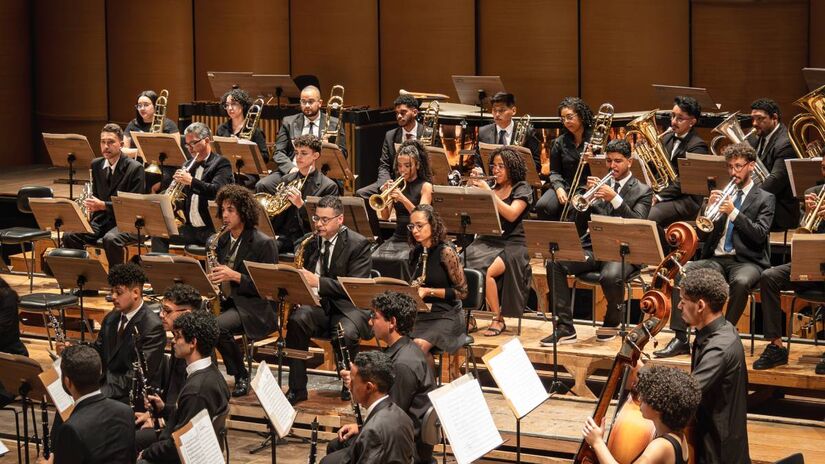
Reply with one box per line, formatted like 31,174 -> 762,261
750,293 -> 756,356
241,333 -> 252,378
20,243 -> 33,292
788,297 -> 796,356
41,313 -> 53,351
465,344 -> 479,379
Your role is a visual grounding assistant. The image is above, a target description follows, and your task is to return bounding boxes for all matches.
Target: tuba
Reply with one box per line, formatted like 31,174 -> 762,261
625,109 -> 677,193
710,112 -> 769,182
322,85 -> 345,142
145,89 -> 170,175
797,185 -> 825,234
255,176 -> 307,217
571,172 -> 613,212
790,84 -> 825,159
420,100 -> 440,146
369,176 -> 406,211
695,178 -> 738,233
512,114 -> 532,146
238,98 -> 265,140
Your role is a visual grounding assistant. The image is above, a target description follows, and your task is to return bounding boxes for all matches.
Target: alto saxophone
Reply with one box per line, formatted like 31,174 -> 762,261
294,231 -> 316,269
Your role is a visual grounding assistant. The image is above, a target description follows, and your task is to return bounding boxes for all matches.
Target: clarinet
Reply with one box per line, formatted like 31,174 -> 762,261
307,416 -> 319,464
41,399 -> 50,459
131,326 -> 162,434
334,322 -> 363,426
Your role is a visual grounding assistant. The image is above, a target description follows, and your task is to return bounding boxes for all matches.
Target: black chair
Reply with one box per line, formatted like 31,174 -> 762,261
569,269 -> 645,328
787,288 -> 825,354
211,406 -> 230,463
434,268 -> 482,386
0,186 -> 54,291
184,244 -> 207,259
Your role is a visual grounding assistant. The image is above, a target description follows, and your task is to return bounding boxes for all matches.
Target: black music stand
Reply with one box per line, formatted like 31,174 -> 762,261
131,132 -> 188,172
29,198 -> 93,248
254,74 -> 301,107
42,133 -> 96,199
0,353 -> 46,464
651,84 -> 721,113
451,75 -> 506,113
787,158 -> 824,199
44,255 -> 109,342
802,68 -> 825,92
112,192 -> 179,258
305,196 -> 374,239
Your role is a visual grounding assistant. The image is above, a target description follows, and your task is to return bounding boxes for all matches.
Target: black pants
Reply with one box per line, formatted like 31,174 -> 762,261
63,226 -> 136,267
216,306 -> 247,378
150,224 -> 213,253
648,196 -> 701,228
356,178 -> 388,237
760,263 -> 820,340
535,187 -> 563,220
255,171 -> 287,194
324,437 -> 434,464
135,427 -> 161,451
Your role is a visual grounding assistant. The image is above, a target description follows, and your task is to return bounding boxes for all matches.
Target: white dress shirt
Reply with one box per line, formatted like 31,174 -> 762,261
188,153 -> 212,228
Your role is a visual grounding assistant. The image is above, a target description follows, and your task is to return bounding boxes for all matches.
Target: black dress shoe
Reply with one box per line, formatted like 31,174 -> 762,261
653,337 -> 690,358
752,344 -> 788,370
341,386 -> 351,401
232,377 -> 250,397
286,390 -> 308,405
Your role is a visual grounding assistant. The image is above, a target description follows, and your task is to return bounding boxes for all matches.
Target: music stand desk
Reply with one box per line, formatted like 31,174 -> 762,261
451,75 -> 506,106
677,153 -> 731,196
589,215 -> 664,266
131,132 -> 187,168
212,136 -> 266,175
245,262 -> 320,307
29,198 -> 92,247
478,143 -> 540,188
786,158 -> 823,198
791,235 -> 825,282
652,84 -> 721,112
42,133 -> 96,197
113,192 -> 178,239
45,255 -> 109,291
338,277 -> 430,313
305,196 -> 373,239
424,146 -> 452,186
523,221 -> 586,263
140,254 -> 218,299
318,143 -> 354,186
432,185 -> 503,237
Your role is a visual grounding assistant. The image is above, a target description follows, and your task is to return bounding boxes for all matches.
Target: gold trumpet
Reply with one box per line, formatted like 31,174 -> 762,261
790,84 -> 825,159
420,100 -> 440,147
458,175 -> 496,186
322,85 -> 345,142
625,109 -> 677,193
369,177 -> 406,211
797,185 -> 825,234
145,89 -> 170,175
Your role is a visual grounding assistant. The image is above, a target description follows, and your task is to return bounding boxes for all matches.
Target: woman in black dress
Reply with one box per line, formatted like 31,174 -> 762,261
123,89 -> 180,192
465,147 -> 532,336
407,205 -> 468,366
216,88 -> 270,188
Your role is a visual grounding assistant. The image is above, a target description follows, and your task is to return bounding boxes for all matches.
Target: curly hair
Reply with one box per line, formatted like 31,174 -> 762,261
751,98 -> 781,120
681,267 -> 728,313
636,365 -> 701,431
491,147 -> 526,185
558,97 -> 595,132
173,310 -> 220,357
397,140 -> 432,182
215,184 -> 259,230
371,291 -> 417,336
108,263 -> 146,289
722,141 -> 757,163
353,350 -> 394,393
408,204 -> 448,247
221,87 -> 252,117
163,283 -> 203,311
293,134 -> 322,153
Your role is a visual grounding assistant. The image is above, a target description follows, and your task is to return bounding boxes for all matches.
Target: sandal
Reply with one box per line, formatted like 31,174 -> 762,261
468,315 -> 478,334
482,317 -> 506,337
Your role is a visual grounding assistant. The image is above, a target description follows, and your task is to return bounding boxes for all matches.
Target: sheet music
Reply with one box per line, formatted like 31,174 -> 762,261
428,374 -> 503,464
251,361 -> 297,438
0,438 -> 9,456
176,409 -> 224,464
484,337 -> 549,418
46,359 -> 74,415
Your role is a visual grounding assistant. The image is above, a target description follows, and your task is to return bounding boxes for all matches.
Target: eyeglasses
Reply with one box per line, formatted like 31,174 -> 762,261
300,99 -> 319,106
311,214 -> 341,225
223,102 -> 241,110
727,162 -> 752,172
670,114 -> 693,123
560,114 -> 578,122
135,103 -> 153,110
161,307 -> 189,316
185,138 -> 205,149
406,222 -> 429,232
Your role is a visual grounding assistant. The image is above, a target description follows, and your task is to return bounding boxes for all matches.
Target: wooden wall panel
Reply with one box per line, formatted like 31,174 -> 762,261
379,0 -> 475,106
0,1 -> 32,167
193,0 -> 290,101
581,0 -> 689,112
692,0 -> 808,117
106,0 -> 194,125
808,1 -> 825,69
478,0 -> 578,115
290,0 -> 379,108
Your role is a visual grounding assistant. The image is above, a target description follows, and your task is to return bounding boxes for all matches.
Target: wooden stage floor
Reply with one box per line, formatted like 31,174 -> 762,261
0,165 -> 82,199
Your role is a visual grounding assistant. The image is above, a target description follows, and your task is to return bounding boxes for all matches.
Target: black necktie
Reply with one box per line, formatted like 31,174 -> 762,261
308,121 -> 315,136
613,181 -> 621,194
106,167 -> 113,184
117,314 -> 128,341
321,240 -> 331,276
498,130 -> 507,145
757,137 -> 765,158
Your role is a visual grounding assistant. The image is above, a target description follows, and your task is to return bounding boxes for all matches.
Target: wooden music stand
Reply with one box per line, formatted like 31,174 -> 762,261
431,185 -> 504,237
305,196 -> 374,239
677,153 -> 731,196
478,142 -> 540,188
42,133 -> 96,199
208,200 -> 273,239
0,353 -> 46,463
212,136 -> 266,176
131,132 -> 188,169
318,142 -> 355,194
451,75 -> 506,107
589,215 -> 664,266
112,192 -> 179,258
207,72 -> 300,107
338,277 -> 431,313
425,146 -> 452,185
45,255 -> 109,340
587,156 -> 649,186
786,158 -> 824,198
139,254 -> 218,300
29,198 -> 92,247
791,235 -> 825,282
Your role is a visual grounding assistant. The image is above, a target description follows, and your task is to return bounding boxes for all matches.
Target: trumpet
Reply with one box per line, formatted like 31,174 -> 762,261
420,100 -> 440,146
369,176 -> 406,211
695,178 -> 738,233
322,85 -> 345,142
458,174 -> 496,186
797,185 -> 825,234
238,97 -> 264,140
145,89 -> 170,175
572,173 -> 613,212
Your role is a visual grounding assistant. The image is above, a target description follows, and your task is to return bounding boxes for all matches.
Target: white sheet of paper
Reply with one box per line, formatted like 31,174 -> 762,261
484,337 -> 549,418
46,359 -> 74,415
251,361 -> 296,438
0,438 -> 9,456
428,374 -> 503,464
177,409 -> 224,464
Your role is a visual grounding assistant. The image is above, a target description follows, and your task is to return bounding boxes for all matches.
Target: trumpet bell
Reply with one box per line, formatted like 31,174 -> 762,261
144,162 -> 163,175
695,216 -> 714,233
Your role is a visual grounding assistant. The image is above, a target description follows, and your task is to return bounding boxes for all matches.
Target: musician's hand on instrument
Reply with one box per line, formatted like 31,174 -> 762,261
473,178 -> 492,191
582,144 -> 594,161
340,369 -> 352,390
174,170 -> 193,186
287,188 -> 304,208
585,176 -> 600,189
84,197 -> 105,213
388,188 -> 404,203
595,184 -> 616,202
338,423 -> 360,441
556,187 -> 568,205
417,287 -> 430,299
471,167 -> 484,177
582,417 -> 606,446
804,193 -> 818,214
209,265 -> 241,284
135,411 -> 150,427
298,269 -> 320,288
718,195 -> 735,215
148,393 -> 165,413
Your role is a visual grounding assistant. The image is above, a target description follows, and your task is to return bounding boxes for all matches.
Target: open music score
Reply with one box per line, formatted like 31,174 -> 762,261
172,409 -> 225,464
482,337 -> 549,419
338,276 -> 431,313
250,360 -> 297,438
39,358 -> 75,421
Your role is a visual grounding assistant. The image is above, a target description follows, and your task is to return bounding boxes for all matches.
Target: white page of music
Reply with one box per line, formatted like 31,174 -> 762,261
251,360 -> 296,438
177,409 -> 224,464
47,358 -> 74,415
428,374 -> 503,464
0,438 -> 9,456
485,337 -> 549,418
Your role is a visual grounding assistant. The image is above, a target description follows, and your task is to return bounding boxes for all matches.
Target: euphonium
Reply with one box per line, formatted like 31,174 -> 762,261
572,172 -> 613,212
75,168 -> 94,218
513,114 -> 532,146
238,98 -> 264,140
797,185 -> 825,234
322,85 -> 345,142
790,84 -> 825,159
420,100 -> 440,146
145,89 -> 170,175
255,176 -> 307,217
709,112 -> 769,182
695,178 -> 738,233
625,109 -> 677,193
369,176 -> 406,211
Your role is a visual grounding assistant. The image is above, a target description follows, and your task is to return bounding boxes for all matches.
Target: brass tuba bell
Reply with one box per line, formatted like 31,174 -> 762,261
789,84 -> 825,159
624,109 -> 677,193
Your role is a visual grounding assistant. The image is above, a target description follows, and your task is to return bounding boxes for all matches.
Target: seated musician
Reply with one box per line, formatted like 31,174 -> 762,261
465,147 -> 533,336
268,134 -> 339,254
476,92 -> 542,173
749,98 -> 801,231
151,122 -> 234,254
541,139 -> 652,345
754,156 -> 825,373
256,85 -> 347,193
648,96 -> 709,228
63,123 -> 145,267
320,351 -> 415,464
208,184 -> 278,397
216,88 -> 269,162
286,195 -> 374,405
137,311 -> 230,464
123,90 -> 180,193
535,97 -> 595,220
40,344 -> 135,464
655,142 -> 775,358
372,141 -> 433,279
582,365 -> 700,464
135,283 -> 203,450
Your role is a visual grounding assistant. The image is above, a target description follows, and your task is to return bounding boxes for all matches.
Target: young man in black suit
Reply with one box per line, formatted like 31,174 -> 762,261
476,91 -> 542,174
256,85 -> 347,192
138,310 -> 230,464
208,184 -> 278,397
656,142 -> 775,358
540,139 -> 653,345
267,134 -> 340,253
286,195 -> 373,404
320,351 -> 415,464
63,123 -> 146,267
151,121 -> 234,253
42,344 -> 135,464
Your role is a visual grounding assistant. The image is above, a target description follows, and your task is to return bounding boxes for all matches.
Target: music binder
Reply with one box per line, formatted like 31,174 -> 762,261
250,360 -> 297,439
482,337 -> 549,419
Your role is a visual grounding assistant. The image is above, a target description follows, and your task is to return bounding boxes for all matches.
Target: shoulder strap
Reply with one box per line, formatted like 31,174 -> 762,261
660,434 -> 687,464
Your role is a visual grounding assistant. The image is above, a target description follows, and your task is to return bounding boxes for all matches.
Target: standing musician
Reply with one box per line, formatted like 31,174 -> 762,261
648,96 -> 709,228
372,141 -> 433,280
749,98 -> 800,231
535,97 -> 595,220
286,195 -> 374,405
63,123 -> 145,267
465,147 -> 533,336
268,134 -> 339,254
151,122 -> 234,254
123,90 -> 180,193
754,157 -> 825,373
256,85 -> 347,193
137,311 -> 230,464
656,143 -> 775,358
476,92 -> 542,173
208,184 -> 278,397
541,140 -> 653,345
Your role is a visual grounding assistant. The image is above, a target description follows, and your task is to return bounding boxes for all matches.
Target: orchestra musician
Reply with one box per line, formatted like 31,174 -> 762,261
123,90 -> 180,193
286,195 -> 374,405
256,85 -> 347,193
476,92 -> 542,172
216,88 -> 269,161
656,142 -> 775,358
208,184 -> 278,397
151,122 -> 234,254
63,123 -> 146,267
541,139 -> 653,345
371,141 -> 433,280
0,278 -> 25,407
535,97 -> 595,220
465,147 -> 533,336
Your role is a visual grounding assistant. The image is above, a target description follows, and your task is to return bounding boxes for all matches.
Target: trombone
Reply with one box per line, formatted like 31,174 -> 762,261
145,89 -> 169,175
695,178 -> 738,233
571,173 -> 613,212
322,85 -> 345,142
238,98 -> 265,140
420,100 -> 440,147
369,177 -> 406,211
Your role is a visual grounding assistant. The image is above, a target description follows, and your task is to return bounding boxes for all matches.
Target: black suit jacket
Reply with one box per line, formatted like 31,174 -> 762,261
92,304 -> 165,403
53,393 -> 136,464
477,123 -> 542,174
216,228 -> 278,340
348,398 -> 415,464
271,168 -> 340,246
181,152 -> 234,229
748,124 -> 799,230
377,123 -> 442,184
90,155 -> 145,233
141,363 -> 230,463
274,112 -> 347,174
700,184 -> 775,269
158,354 -> 187,419
577,175 -> 653,246
385,336 -> 435,461
658,128 -> 709,201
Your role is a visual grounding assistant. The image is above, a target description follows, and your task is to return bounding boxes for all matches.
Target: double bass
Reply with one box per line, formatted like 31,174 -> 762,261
574,222 -> 698,464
